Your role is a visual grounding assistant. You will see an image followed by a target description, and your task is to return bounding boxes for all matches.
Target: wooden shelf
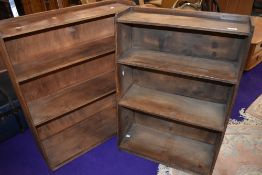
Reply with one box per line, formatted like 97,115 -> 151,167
118,49 -> 238,84
0,1 -> 130,38
29,71 -> 115,126
120,123 -> 214,175
119,84 -> 226,131
42,106 -> 116,169
117,8 -> 250,36
14,36 -> 115,83
37,94 -> 116,141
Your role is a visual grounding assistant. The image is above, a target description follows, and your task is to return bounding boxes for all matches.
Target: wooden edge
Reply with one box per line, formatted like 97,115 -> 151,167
0,39 -> 53,167
0,0 -> 114,24
115,5 -> 133,18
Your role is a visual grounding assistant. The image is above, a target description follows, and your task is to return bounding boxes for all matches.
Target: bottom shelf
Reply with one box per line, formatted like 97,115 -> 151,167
119,111 -> 216,175
41,106 -> 116,169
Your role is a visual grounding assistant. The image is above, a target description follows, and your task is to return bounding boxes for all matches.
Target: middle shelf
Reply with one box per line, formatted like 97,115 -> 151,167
119,84 -> 226,131
28,71 -> 115,126
118,49 -> 238,84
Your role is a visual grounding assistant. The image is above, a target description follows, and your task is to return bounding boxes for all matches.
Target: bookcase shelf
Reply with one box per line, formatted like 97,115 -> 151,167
116,7 -> 252,175
42,106 -> 116,169
117,8 -> 251,36
29,71 -> 115,126
14,35 -> 115,83
119,84 -> 226,131
118,49 -> 238,84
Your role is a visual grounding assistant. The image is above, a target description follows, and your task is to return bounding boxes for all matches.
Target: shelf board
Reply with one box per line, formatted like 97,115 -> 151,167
42,106 -> 116,169
14,35 -> 115,83
0,1 -> 129,38
117,8 -> 250,36
118,49 -> 238,84
119,84 -> 226,131
120,123 -> 214,175
29,71 -> 115,126
37,94 -> 115,141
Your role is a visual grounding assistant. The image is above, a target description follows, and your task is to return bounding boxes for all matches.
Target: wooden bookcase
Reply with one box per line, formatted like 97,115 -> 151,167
0,0 -> 130,170
116,7 -> 253,175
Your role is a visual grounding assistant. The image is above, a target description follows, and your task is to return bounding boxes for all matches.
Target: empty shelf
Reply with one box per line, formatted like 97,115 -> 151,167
29,71 -> 115,126
118,49 -> 238,84
119,85 -> 226,131
120,123 -> 214,175
117,9 -> 250,36
14,35 -> 115,82
42,106 -> 116,169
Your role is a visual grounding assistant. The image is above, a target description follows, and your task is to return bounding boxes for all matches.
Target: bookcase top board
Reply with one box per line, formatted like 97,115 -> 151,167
0,0 -> 131,39
117,7 -> 253,36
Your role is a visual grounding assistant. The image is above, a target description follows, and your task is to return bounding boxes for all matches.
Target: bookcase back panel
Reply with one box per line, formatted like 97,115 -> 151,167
134,68 -> 232,104
5,16 -> 114,65
21,53 -> 115,102
119,66 -> 231,104
131,26 -> 243,62
119,107 -> 217,174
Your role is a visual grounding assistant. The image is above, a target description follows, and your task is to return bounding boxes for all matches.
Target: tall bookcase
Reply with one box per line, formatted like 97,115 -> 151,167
0,1 -> 130,170
116,7 -> 253,175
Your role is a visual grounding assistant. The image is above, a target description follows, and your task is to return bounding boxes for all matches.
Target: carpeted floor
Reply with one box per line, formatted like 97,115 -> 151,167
0,63 -> 261,175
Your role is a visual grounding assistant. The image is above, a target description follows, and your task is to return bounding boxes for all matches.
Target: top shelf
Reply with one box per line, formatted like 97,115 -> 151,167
14,35 -> 115,83
117,7 -> 252,36
0,1 -> 130,39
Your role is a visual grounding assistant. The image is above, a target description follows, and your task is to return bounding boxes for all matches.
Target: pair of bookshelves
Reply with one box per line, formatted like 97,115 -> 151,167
116,7 -> 252,175
0,1 -> 130,170
0,2 -> 252,173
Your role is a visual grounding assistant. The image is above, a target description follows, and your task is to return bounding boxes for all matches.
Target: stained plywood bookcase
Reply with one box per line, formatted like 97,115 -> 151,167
0,2 -> 253,173
0,0 -> 130,170
116,7 -> 253,175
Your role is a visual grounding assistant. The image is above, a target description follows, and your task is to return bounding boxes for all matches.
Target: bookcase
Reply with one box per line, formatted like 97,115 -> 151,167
0,0 -> 130,170
116,7 -> 253,175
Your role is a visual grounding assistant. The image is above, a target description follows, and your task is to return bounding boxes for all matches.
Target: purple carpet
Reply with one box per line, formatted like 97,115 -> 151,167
0,63 -> 261,175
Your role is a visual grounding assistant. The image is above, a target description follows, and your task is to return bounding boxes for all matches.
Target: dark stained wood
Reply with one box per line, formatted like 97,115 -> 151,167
117,7 -> 251,36
116,7 -> 253,175
118,49 -> 238,84
42,106 -> 116,169
131,26 -> 243,62
132,68 -> 231,104
29,71 -> 115,126
37,94 -> 116,141
14,36 -> 115,82
119,110 -> 215,175
119,84 -> 226,131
